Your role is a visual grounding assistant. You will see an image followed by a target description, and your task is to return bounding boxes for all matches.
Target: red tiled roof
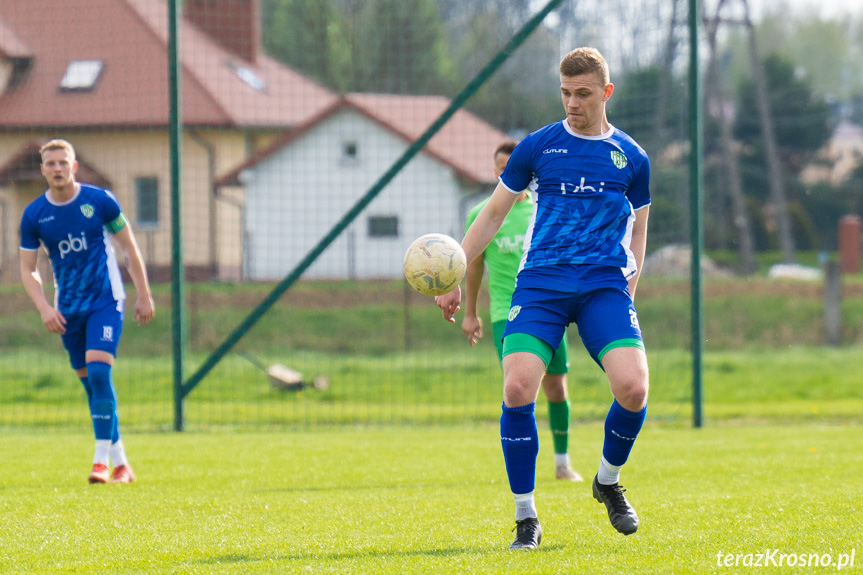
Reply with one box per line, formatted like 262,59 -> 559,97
0,18 -> 31,58
218,93 -> 508,186
0,0 -> 337,128
345,93 -> 507,183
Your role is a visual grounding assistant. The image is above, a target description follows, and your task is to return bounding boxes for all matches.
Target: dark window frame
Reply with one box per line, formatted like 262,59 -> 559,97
135,177 -> 160,229
368,215 -> 399,238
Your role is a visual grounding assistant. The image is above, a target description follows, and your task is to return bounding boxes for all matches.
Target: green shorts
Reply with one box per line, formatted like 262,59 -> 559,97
492,320 -> 569,374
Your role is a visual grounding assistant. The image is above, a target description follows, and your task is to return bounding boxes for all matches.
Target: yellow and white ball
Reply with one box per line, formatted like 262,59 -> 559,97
403,233 -> 467,296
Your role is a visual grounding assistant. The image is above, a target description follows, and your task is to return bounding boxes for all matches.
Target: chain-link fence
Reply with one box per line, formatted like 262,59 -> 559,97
2,0 -> 860,430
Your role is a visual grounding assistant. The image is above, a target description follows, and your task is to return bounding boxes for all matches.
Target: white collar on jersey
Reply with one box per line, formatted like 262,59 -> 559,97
561,120 -> 615,141
45,182 -> 81,207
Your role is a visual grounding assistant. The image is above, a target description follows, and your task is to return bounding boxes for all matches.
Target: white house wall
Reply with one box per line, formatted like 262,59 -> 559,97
245,110 -> 467,280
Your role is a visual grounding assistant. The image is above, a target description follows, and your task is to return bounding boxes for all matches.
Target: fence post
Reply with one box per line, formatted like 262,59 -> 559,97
689,0 -> 705,428
823,260 -> 842,346
168,0 -> 186,431
838,215 -> 861,274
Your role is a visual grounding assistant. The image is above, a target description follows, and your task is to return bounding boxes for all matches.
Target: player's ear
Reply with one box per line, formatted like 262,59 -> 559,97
71,161 -> 79,174
603,83 -> 614,101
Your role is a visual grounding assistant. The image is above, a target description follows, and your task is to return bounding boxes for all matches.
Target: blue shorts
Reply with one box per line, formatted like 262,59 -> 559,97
502,264 -> 643,367
61,300 -> 125,370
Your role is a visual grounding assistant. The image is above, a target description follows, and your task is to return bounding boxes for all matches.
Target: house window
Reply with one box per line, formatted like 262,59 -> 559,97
368,215 -> 399,238
226,61 -> 266,92
236,66 -> 266,92
341,141 -> 359,165
135,177 -> 159,229
59,60 -> 104,92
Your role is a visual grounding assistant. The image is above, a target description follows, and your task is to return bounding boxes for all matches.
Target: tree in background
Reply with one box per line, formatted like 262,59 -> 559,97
608,66 -> 687,154
734,53 -> 832,251
735,55 -> 832,174
445,8 -> 560,134
347,0 -> 454,94
262,0 -> 349,89
754,9 -> 863,112
702,0 -> 757,273
264,0 -> 453,95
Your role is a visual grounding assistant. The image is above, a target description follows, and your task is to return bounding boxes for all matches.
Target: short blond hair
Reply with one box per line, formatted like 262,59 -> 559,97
40,139 -> 76,163
559,47 -> 610,86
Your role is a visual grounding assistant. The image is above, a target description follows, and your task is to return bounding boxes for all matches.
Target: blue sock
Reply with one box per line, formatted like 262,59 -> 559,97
111,412 -> 121,443
602,400 -> 647,466
79,376 -> 93,404
500,402 -> 539,495
86,362 -> 117,441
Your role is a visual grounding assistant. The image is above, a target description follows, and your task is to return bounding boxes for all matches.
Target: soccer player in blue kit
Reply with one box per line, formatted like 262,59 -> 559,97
436,47 -> 650,548
19,139 -> 155,484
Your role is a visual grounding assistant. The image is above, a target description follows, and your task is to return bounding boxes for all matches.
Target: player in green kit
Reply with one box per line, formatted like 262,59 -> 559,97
461,141 -> 582,482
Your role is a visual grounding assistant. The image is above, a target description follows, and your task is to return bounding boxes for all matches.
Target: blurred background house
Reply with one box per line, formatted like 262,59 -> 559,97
0,0 -> 337,283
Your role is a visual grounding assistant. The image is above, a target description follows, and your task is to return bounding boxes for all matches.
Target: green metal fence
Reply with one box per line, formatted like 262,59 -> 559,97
4,0 -> 859,431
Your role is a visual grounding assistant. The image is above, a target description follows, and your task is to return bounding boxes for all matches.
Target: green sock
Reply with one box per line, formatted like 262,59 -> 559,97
547,399 -> 570,455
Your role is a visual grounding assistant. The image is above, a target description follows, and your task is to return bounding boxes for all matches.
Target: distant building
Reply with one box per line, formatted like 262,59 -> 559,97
800,122 -> 863,186
218,93 -> 508,280
0,0 -> 337,282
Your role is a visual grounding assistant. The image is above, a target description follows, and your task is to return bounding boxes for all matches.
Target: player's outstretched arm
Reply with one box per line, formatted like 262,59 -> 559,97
436,184 -> 516,324
462,184 -> 518,265
113,225 -> 155,326
461,253 -> 485,345
19,248 -> 66,334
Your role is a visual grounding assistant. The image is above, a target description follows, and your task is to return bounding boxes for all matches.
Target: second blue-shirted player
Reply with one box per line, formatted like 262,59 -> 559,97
436,47 -> 651,549
19,139 -> 155,485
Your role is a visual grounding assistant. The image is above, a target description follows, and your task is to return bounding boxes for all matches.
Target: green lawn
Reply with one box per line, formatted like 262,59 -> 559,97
2,346 -> 862,430
2,275 -> 861,572
1,424 -> 860,574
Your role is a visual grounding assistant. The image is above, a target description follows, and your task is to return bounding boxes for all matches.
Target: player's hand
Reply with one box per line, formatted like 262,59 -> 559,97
134,295 -> 156,326
434,286 -> 462,323
40,306 -> 66,334
461,314 -> 483,346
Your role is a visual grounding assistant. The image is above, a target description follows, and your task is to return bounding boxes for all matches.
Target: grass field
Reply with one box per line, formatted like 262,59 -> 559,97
1,273 -> 861,572
1,424 -> 860,574
2,345 -> 862,430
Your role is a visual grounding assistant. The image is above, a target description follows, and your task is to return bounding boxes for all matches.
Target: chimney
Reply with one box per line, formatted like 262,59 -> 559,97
184,0 -> 261,64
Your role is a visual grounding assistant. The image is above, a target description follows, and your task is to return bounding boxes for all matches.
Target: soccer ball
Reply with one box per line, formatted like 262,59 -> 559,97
403,233 -> 467,296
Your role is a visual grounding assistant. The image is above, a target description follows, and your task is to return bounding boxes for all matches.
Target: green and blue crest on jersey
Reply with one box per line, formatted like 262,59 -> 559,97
80,203 -> 95,218
610,150 -> 627,169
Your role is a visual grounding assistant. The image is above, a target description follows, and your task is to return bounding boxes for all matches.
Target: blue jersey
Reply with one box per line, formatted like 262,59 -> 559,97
499,120 -> 650,277
20,183 -> 127,315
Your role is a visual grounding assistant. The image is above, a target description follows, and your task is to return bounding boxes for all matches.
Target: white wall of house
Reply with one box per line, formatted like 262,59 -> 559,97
244,109 -> 473,280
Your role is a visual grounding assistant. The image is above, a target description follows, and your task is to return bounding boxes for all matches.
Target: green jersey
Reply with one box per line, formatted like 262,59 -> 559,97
465,193 -> 534,323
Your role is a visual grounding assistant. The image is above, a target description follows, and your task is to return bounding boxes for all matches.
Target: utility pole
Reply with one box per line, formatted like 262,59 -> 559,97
704,0 -> 757,274
741,0 -> 796,264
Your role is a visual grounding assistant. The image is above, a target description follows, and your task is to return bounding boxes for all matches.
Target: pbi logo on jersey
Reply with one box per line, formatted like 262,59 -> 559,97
610,150 -> 628,169
101,326 -> 114,342
58,232 -> 88,259
508,305 -> 522,322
